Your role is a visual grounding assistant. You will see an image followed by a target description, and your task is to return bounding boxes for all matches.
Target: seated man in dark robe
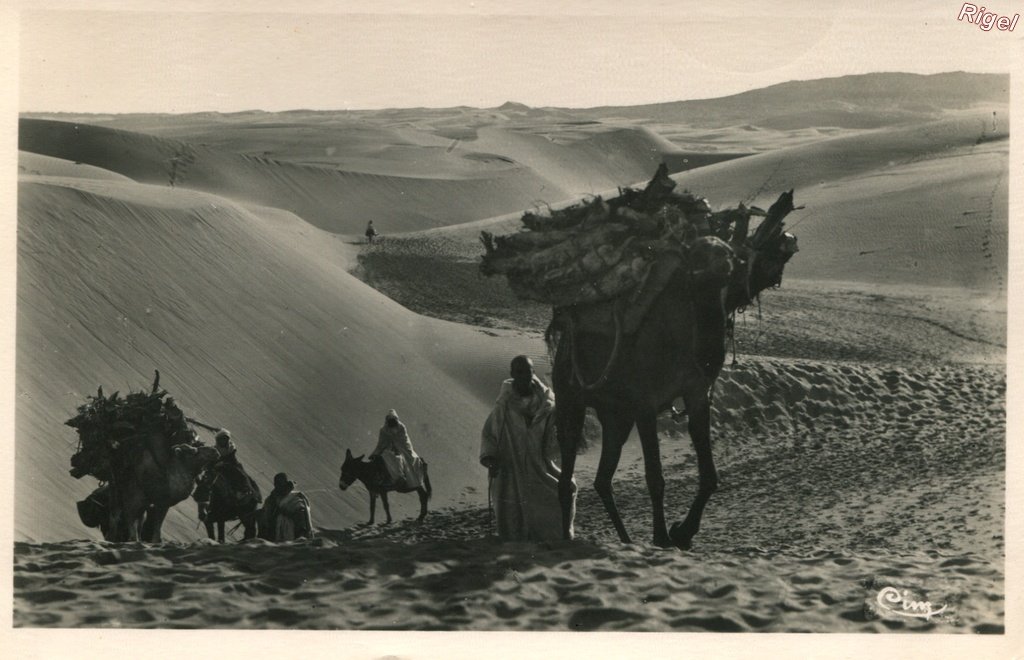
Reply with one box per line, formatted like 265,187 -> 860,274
259,473 -> 313,541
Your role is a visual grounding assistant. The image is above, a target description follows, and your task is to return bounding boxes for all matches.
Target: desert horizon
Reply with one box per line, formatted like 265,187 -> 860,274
17,68 -> 1003,114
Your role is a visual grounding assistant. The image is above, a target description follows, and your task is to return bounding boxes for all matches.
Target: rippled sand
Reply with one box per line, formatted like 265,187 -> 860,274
15,359 -> 1004,632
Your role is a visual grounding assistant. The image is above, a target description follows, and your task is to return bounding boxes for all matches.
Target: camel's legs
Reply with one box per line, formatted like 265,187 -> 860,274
143,505 -> 169,543
127,509 -> 144,542
116,495 -> 142,542
417,488 -> 428,521
368,491 -> 377,524
381,492 -> 393,524
636,414 -> 671,547
108,511 -> 126,542
118,511 -> 140,542
670,401 -> 718,550
557,398 -> 585,541
243,512 -> 258,540
595,411 -> 633,544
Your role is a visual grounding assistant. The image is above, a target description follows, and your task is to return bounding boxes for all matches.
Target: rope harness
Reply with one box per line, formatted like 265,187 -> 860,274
566,303 -> 624,391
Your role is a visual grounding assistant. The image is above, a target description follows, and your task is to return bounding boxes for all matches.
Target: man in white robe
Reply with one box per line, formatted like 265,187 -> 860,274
370,409 -> 424,489
480,355 -> 576,542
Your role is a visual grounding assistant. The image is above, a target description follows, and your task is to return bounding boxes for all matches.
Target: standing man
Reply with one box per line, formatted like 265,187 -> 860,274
365,220 -> 378,244
480,355 -> 576,542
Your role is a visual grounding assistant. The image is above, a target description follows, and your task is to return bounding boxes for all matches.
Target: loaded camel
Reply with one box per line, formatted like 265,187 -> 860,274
125,439 -> 219,542
548,189 -> 800,550
69,373 -> 222,542
76,433 -> 219,542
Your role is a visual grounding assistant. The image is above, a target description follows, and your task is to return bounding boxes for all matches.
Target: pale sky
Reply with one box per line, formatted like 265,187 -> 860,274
13,1 -> 1024,112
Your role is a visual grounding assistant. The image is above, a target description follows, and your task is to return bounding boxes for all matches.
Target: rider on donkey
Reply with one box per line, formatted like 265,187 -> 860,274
194,428 -> 260,522
370,409 -> 424,489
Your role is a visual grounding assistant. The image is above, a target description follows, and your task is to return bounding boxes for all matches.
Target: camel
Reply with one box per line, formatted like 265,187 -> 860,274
339,449 -> 432,524
102,437 -> 220,542
549,190 -> 800,550
67,374 -> 222,542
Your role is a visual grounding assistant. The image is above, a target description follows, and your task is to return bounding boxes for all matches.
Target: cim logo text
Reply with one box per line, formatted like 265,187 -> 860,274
875,587 -> 949,621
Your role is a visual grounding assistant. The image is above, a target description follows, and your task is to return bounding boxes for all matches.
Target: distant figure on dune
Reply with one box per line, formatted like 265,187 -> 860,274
365,220 -> 378,244
480,355 -> 576,542
371,409 -> 425,489
260,472 -> 313,541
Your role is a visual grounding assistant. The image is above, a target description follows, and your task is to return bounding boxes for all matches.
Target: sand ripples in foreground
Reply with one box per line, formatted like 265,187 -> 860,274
13,528 -> 1002,632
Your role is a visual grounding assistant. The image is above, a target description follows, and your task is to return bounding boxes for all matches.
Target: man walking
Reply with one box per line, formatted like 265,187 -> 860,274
480,355 -> 576,541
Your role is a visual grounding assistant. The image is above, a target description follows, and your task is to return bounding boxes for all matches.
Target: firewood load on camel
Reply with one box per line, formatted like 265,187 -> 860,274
480,163 -> 800,352
67,371 -> 199,481
67,370 -> 221,542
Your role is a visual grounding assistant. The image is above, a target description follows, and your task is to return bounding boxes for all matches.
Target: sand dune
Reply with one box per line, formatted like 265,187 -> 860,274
18,151 -> 132,182
16,174 -> 548,542
350,112 -> 1008,380
20,116 -> 722,235
669,113 -> 1008,290
18,118 -> 559,233
669,109 -> 1006,202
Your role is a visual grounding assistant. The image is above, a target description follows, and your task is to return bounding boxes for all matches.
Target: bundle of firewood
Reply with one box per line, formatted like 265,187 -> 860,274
479,164 -> 763,307
66,371 -> 198,482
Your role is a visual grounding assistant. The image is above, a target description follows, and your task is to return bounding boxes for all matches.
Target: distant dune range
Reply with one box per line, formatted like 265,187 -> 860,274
16,72 -> 1008,547
515,112 -> 1006,289
574,71 -> 1009,127
19,118 -> 744,235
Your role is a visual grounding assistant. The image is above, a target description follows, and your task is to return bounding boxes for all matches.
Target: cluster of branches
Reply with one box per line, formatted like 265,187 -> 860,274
66,370 -> 198,482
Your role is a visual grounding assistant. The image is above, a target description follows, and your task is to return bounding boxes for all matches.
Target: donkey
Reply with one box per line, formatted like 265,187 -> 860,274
338,448 -> 432,524
195,464 -> 262,543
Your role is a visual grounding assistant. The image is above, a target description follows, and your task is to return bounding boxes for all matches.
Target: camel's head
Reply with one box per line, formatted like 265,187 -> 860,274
339,448 -> 365,490
687,236 -> 734,286
728,190 -> 800,309
747,232 -> 799,298
172,443 -> 220,471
